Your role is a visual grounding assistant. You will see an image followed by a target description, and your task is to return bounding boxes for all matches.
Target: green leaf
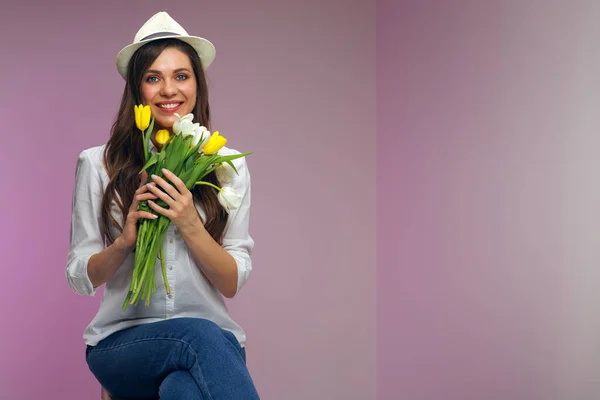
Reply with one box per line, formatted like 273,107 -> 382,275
186,133 -> 205,158
140,154 -> 158,173
181,140 -> 202,172
143,117 -> 155,161
157,150 -> 167,164
213,152 -> 251,164
165,135 -> 186,171
182,160 -> 209,188
147,117 -> 155,139
225,160 -> 239,175
185,153 -> 196,171
197,166 -> 217,181
195,153 -> 218,166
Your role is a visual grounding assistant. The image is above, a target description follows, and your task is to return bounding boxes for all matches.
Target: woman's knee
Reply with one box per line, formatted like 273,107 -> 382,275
174,319 -> 243,364
177,318 -> 224,344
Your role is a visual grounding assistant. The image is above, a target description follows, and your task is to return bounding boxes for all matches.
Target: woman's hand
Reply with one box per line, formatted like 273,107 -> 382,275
146,168 -> 202,232
118,171 -> 159,250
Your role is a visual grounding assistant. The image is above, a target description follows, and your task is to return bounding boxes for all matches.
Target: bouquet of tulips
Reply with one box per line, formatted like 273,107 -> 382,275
122,104 -> 250,310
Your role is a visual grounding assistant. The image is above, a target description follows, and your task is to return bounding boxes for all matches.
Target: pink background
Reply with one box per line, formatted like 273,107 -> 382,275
6,0 -> 600,399
378,1 -> 600,399
0,1 -> 375,399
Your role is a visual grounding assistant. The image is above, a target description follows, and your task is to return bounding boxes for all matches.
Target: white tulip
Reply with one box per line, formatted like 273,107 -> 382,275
215,162 -> 235,184
191,124 -> 210,147
218,186 -> 243,211
172,113 -> 195,136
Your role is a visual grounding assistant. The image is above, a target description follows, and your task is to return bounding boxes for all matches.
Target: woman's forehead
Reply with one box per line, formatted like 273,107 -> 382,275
147,47 -> 193,72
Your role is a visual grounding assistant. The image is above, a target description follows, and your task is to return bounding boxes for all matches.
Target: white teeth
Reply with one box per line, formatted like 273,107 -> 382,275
159,103 -> 181,109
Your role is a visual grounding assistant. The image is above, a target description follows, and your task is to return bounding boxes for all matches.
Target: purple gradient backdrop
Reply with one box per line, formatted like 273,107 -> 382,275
0,1 -> 375,399
377,1 -> 600,399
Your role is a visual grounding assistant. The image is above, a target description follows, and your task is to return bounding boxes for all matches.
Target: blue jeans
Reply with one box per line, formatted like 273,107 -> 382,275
85,317 -> 260,399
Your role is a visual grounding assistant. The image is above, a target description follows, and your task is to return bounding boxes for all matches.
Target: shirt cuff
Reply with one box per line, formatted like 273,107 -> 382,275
231,253 -> 252,297
66,254 -> 97,296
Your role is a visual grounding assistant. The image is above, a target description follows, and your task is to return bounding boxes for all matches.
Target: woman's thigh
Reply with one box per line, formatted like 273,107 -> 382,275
159,370 -> 203,400
86,318 -> 246,399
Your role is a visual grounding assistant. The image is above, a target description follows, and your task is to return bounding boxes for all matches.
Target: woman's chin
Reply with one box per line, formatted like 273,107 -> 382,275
154,117 -> 175,130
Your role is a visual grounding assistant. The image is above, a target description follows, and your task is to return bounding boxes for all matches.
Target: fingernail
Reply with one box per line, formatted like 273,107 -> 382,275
151,214 -> 158,219
151,174 -> 158,180
162,168 -> 168,174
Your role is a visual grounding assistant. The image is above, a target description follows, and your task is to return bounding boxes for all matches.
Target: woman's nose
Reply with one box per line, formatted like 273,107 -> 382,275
160,79 -> 177,97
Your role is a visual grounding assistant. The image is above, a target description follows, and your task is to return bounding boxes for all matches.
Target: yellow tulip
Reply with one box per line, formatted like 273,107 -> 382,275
134,104 -> 151,131
202,131 -> 227,154
155,129 -> 171,145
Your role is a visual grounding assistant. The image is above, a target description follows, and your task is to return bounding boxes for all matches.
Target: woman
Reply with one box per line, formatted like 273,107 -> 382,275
66,11 -> 259,400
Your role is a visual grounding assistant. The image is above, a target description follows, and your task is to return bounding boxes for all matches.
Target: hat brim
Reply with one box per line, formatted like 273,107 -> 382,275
116,35 -> 216,79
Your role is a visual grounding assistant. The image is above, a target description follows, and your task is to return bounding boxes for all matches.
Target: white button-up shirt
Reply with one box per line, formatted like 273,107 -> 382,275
65,144 -> 253,347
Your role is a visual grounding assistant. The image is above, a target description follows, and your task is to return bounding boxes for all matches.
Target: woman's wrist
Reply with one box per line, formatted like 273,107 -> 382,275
177,212 -> 205,238
114,236 -> 134,252
178,221 -> 203,240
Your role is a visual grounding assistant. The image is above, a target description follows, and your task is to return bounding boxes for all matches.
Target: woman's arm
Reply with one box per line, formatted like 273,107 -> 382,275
88,173 -> 159,288
147,155 -> 254,298
66,150 -> 157,294
86,238 -> 132,288
178,221 -> 239,298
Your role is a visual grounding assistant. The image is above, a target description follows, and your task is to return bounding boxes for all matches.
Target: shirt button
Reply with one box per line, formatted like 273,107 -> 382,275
168,294 -> 173,299
169,239 -> 174,243
169,266 -> 173,270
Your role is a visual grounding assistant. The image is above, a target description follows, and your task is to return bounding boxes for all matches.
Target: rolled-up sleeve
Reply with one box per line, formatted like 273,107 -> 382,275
221,153 -> 254,296
65,150 -> 105,296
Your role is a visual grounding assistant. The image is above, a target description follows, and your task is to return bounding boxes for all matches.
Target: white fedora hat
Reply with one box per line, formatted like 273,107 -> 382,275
116,11 -> 216,79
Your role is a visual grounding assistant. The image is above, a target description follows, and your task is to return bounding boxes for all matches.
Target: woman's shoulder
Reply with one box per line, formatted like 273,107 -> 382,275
76,144 -> 107,176
79,144 -> 106,159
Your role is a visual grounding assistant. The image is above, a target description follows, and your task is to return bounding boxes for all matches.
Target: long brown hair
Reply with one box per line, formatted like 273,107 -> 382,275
100,38 -> 227,246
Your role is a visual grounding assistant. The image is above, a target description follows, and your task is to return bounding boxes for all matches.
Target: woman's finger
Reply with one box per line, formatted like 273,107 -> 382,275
136,210 -> 158,220
161,169 -> 189,197
127,208 -> 157,223
139,171 -> 148,187
130,172 -> 151,211
135,192 -> 158,202
135,183 -> 151,195
147,182 -> 175,208
147,199 -> 169,218
150,174 -> 181,201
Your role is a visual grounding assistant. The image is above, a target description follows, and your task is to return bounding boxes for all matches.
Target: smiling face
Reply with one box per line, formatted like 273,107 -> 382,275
140,47 -> 197,131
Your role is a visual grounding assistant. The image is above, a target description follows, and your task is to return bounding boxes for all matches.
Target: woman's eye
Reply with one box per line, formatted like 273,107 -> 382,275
146,76 -> 159,83
176,74 -> 188,81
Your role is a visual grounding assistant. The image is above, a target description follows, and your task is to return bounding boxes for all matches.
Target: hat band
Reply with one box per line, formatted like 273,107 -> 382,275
141,31 -> 181,41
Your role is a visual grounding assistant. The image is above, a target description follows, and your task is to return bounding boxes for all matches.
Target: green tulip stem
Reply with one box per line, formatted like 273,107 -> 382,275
160,246 -> 170,295
194,181 -> 222,192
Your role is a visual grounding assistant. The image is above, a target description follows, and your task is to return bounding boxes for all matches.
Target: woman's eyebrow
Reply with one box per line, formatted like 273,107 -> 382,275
145,68 -> 191,75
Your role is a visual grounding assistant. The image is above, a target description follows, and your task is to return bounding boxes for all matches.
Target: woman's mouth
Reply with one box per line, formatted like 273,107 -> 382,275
156,102 -> 183,113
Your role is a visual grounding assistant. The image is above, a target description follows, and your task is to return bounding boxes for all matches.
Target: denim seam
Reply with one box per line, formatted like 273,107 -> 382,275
90,334 -> 243,358
88,337 -> 194,353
